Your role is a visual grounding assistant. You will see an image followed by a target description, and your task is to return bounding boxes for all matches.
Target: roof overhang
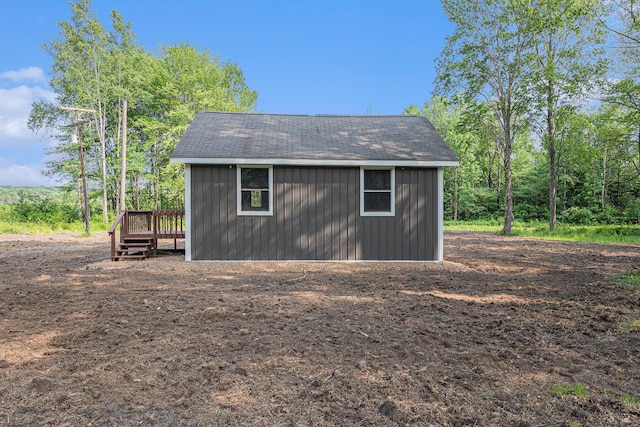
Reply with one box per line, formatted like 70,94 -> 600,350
170,157 -> 460,167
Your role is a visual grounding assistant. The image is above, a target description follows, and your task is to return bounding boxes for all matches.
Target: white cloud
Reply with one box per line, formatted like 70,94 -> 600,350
0,67 -> 58,186
0,159 -> 58,187
0,84 -> 57,147
0,66 -> 46,83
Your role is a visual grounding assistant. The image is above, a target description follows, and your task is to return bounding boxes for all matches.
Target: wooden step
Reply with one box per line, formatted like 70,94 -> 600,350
114,254 -> 147,260
113,240 -> 154,261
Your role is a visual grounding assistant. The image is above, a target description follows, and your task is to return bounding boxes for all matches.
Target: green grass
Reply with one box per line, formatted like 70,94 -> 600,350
0,218 -> 110,235
553,383 -> 587,398
444,219 -> 503,231
604,389 -> 640,410
445,220 -> 640,245
615,269 -> 640,291
621,393 -> 640,409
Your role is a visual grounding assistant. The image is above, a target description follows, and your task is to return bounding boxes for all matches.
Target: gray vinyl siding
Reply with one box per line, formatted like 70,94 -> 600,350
190,165 -> 438,261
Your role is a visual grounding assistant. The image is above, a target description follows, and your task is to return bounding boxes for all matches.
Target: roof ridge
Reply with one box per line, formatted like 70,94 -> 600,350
198,111 -> 310,117
198,111 -> 423,118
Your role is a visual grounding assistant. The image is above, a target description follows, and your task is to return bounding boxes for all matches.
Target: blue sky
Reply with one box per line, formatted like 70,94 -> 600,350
0,1 -> 453,186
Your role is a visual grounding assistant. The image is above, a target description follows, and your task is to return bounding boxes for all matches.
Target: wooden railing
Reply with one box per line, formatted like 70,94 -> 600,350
108,210 -> 185,260
154,210 -> 186,239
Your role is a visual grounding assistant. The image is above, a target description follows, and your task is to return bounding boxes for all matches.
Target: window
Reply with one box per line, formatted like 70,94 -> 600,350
360,167 -> 395,216
237,166 -> 273,216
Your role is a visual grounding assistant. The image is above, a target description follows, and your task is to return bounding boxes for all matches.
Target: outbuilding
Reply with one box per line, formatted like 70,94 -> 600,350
170,112 -> 458,261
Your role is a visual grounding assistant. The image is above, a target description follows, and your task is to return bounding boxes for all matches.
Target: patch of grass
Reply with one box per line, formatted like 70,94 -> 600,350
618,320 -> 640,331
615,269 -> 640,291
444,219 -> 503,231
0,218 -> 109,234
553,383 -> 587,397
621,393 -> 640,409
604,389 -> 640,410
445,220 -> 640,245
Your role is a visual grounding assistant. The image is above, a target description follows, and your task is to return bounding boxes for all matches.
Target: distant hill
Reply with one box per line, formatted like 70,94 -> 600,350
0,186 -> 69,205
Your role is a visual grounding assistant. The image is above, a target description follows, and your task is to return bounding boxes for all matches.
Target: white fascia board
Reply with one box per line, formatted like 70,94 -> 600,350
184,164 -> 192,261
437,167 -> 444,262
170,157 -> 460,168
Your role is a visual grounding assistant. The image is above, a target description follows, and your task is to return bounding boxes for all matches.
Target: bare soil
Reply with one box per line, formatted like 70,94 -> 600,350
0,231 -> 639,426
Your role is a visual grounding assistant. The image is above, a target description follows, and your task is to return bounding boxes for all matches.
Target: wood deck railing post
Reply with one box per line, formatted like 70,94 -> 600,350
110,231 -> 116,260
108,211 -> 127,261
153,211 -> 158,256
123,212 -> 129,237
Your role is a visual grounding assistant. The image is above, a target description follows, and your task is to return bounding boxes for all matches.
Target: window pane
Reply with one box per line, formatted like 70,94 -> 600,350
241,190 -> 269,211
241,168 -> 269,189
364,192 -> 391,212
364,170 -> 391,190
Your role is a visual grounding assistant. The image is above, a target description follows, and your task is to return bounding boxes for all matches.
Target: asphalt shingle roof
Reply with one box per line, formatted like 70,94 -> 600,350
170,112 -> 459,165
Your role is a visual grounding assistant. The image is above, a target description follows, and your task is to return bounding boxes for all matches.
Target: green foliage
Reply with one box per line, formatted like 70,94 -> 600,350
414,91 -> 640,227
0,186 -> 110,233
433,0 -> 630,234
0,186 -> 67,205
12,195 -> 77,226
560,206 -> 595,225
455,186 -> 501,220
28,0 -> 258,220
623,198 -> 640,224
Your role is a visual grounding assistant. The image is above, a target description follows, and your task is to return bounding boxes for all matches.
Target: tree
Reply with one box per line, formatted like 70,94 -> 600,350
405,97 -> 494,220
42,0 -> 117,225
132,43 -> 258,209
598,2 -> 640,211
29,0 -> 258,218
524,0 -> 608,231
436,0 -> 540,234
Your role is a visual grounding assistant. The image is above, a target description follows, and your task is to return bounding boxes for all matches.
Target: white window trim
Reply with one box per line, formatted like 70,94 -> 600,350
237,165 -> 274,216
360,167 -> 395,217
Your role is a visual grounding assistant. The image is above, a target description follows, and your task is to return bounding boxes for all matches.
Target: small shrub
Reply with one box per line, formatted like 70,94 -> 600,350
594,205 -> 619,225
560,207 -> 594,225
624,199 -> 640,224
11,192 -> 78,227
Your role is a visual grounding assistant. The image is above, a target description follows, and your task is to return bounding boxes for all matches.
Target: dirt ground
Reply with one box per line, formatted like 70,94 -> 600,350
0,231 -> 639,427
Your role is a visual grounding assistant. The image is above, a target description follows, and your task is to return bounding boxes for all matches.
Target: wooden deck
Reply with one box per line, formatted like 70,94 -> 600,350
108,210 -> 185,261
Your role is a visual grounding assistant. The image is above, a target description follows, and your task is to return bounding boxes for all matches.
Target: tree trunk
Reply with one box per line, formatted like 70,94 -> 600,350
502,148 -> 514,234
634,125 -> 640,175
77,177 -> 83,222
92,75 -> 109,227
95,109 -> 109,226
549,147 -> 557,231
153,138 -> 159,210
601,145 -> 607,211
562,162 -> 568,212
501,115 -> 513,235
120,99 -> 128,212
497,149 -> 502,211
453,168 -> 459,221
74,128 -> 90,234
547,105 -> 557,232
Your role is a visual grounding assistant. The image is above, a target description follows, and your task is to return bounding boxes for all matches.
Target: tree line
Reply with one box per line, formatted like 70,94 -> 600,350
408,0 -> 640,232
28,0 -> 257,229
27,0 -> 639,233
